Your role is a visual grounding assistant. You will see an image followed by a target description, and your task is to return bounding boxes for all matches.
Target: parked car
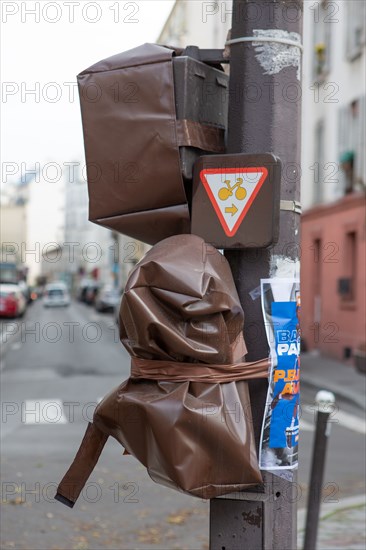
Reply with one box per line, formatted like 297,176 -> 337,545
0,283 -> 27,318
29,286 -> 44,301
43,282 -> 70,307
95,285 -> 122,313
77,280 -> 101,305
17,280 -> 31,303
114,290 -> 124,325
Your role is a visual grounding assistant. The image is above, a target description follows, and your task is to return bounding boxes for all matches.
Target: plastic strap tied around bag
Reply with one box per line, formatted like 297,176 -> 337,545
131,356 -> 270,383
176,119 -> 225,153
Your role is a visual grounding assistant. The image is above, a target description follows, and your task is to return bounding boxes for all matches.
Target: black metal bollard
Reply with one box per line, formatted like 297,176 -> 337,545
303,390 -> 336,550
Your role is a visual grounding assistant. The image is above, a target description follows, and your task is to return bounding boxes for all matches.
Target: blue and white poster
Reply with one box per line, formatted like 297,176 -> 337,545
259,278 -> 300,470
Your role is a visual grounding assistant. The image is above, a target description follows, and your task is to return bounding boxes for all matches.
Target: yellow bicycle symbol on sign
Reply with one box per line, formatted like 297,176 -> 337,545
218,178 -> 247,201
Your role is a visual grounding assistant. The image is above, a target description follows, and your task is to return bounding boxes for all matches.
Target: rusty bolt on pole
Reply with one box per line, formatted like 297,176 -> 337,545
303,390 -> 336,550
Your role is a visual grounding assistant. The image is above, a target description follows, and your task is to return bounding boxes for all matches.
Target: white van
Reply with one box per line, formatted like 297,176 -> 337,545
43,282 -> 70,307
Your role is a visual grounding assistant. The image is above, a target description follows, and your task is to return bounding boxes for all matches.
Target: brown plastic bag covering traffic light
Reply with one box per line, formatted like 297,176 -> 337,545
56,235 -> 269,507
77,44 -> 225,245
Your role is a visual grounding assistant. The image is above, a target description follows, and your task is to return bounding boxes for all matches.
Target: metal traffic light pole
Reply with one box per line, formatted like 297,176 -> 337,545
210,1 -> 303,548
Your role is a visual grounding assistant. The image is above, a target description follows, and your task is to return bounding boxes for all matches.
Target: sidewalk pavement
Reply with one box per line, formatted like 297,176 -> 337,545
297,494 -> 366,549
299,353 -> 365,548
301,352 -> 366,411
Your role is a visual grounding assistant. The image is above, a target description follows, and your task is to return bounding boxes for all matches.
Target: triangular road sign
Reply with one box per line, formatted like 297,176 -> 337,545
200,167 -> 268,237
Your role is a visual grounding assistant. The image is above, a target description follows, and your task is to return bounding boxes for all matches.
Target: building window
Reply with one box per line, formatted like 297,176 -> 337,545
313,120 -> 325,203
312,237 -> 322,319
338,231 -> 357,302
312,0 -> 332,80
338,96 -> 366,194
346,0 -> 366,61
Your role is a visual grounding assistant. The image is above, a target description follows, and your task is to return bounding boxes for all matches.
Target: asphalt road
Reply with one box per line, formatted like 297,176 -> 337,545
1,300 -> 365,550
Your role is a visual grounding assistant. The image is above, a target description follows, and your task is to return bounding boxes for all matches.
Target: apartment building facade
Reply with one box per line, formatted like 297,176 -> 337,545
301,1 -> 365,359
158,0 -> 365,360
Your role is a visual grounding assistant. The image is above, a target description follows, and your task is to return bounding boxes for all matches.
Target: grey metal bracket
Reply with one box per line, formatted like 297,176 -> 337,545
182,45 -> 230,64
280,200 -> 302,215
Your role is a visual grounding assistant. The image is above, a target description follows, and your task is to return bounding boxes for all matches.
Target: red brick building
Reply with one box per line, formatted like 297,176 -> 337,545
301,192 -> 366,360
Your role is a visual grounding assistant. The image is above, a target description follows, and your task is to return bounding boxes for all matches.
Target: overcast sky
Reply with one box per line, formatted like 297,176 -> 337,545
1,0 -> 175,186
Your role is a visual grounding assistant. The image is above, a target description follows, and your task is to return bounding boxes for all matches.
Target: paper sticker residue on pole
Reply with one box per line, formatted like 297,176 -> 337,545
200,167 -> 268,237
259,278 -> 301,471
253,29 -> 302,81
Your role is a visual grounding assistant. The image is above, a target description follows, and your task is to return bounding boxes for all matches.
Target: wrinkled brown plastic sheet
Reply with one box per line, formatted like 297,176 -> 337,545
56,235 -> 268,505
78,44 -> 225,245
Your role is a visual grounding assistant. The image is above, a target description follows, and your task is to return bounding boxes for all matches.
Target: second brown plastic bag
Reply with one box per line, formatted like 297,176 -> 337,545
56,235 -> 268,506
94,234 -> 268,498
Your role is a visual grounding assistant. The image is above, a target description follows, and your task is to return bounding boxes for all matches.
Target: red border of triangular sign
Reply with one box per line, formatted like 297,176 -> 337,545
200,167 -> 269,237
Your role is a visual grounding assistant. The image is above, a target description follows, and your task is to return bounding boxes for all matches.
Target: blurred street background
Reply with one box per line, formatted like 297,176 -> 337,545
0,300 -> 365,549
1,1 -> 365,549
